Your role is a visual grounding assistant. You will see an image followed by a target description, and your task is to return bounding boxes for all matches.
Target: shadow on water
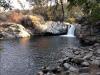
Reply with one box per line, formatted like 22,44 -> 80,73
0,36 -> 80,75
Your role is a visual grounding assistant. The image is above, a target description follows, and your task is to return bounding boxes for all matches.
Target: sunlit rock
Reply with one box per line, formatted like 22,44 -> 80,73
0,23 -> 30,39
44,21 -> 68,34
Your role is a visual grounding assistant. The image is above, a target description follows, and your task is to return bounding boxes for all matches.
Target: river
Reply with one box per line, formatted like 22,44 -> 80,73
0,36 -> 80,75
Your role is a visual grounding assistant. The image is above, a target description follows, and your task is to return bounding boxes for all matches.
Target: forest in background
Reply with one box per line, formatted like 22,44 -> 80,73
0,0 -> 100,22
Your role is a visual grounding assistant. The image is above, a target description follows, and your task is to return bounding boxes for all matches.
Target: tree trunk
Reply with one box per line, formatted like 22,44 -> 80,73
60,0 -> 64,21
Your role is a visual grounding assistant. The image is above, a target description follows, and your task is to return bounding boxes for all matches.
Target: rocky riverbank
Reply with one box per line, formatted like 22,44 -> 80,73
0,10 -> 70,39
0,21 -> 69,39
37,43 -> 100,75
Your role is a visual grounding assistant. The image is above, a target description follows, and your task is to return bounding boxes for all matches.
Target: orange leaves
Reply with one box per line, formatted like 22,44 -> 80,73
8,10 -> 24,23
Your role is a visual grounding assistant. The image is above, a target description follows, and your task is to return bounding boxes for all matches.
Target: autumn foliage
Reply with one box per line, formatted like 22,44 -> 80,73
8,10 -> 24,23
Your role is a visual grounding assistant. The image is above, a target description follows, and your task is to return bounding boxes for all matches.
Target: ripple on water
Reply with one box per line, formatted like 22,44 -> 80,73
0,36 -> 80,75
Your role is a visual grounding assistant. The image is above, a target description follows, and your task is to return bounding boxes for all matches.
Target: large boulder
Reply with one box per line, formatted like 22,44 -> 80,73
0,23 -> 30,39
20,16 -> 68,35
43,21 -> 68,35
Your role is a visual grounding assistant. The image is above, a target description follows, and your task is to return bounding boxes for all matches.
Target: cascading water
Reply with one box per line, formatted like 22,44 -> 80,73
66,25 -> 75,37
61,25 -> 76,37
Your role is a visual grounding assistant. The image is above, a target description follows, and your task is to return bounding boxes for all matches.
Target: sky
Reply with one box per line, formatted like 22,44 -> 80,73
4,0 -> 67,10
5,0 -> 31,10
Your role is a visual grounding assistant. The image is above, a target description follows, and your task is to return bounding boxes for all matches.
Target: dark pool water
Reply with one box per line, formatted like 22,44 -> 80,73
0,36 -> 80,75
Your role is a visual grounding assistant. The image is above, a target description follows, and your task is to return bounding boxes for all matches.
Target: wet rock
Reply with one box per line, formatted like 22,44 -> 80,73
71,58 -> 84,66
73,51 -> 80,55
96,72 -> 100,75
64,71 -> 70,75
94,43 -> 100,47
88,48 -> 93,51
69,66 -> 78,72
58,57 -> 69,63
37,71 -> 44,75
63,63 -> 71,69
69,72 -> 79,75
79,37 -> 96,46
83,52 -> 93,60
96,57 -> 100,60
92,60 -> 100,66
51,66 -> 62,74
0,33 -> 3,39
41,66 -> 50,74
81,61 -> 90,67
96,49 -> 100,54
79,67 -> 89,73
80,73 -> 89,75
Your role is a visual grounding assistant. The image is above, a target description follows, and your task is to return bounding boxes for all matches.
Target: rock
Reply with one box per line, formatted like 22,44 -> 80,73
64,71 -> 70,75
21,17 -> 68,35
44,21 -> 68,35
0,13 -> 8,22
0,23 -> 30,39
37,71 -> 44,75
40,66 -> 51,75
92,60 -> 100,66
83,52 -> 93,60
63,63 -> 71,69
51,66 -> 62,74
96,57 -> 100,60
81,61 -> 90,67
79,73 -> 89,75
94,43 -> 100,47
71,58 -> 84,65
73,51 -> 80,55
58,57 -> 69,63
88,48 -> 93,51
79,38 -> 96,46
0,34 -> 3,39
69,66 -> 78,72
96,49 -> 100,54
96,72 -> 100,75
79,67 -> 89,73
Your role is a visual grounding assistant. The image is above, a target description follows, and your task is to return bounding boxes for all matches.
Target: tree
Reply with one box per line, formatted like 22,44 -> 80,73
60,0 -> 65,21
0,0 -> 11,10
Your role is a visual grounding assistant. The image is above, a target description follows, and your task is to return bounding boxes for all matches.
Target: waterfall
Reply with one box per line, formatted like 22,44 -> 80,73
66,25 -> 75,37
61,25 -> 75,37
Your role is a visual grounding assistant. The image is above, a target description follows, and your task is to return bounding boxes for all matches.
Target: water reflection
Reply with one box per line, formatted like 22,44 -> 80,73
33,37 -> 50,48
0,36 -> 79,75
19,37 -> 30,46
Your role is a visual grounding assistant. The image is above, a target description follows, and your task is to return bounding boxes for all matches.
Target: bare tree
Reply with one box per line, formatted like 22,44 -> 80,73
60,0 -> 64,21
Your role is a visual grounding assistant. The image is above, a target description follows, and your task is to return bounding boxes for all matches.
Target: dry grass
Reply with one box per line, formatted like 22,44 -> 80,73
8,10 -> 24,23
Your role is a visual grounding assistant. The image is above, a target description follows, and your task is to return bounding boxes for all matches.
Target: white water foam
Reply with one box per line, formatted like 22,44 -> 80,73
61,25 -> 75,37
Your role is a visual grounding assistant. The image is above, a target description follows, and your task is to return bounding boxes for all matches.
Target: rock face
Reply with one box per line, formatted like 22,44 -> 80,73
43,21 -> 68,35
76,20 -> 100,45
21,17 -> 68,35
0,23 -> 30,39
0,21 -> 68,39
